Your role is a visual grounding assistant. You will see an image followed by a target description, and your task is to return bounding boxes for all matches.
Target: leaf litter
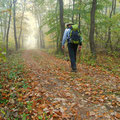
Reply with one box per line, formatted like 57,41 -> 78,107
0,50 -> 120,120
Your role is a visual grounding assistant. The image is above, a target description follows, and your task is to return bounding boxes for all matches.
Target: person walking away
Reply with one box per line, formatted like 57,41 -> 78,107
62,23 -> 82,72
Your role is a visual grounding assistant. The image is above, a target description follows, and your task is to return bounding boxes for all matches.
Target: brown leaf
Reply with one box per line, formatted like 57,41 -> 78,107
37,108 -> 43,115
62,113 -> 69,119
115,113 -> 120,119
55,110 -> 62,116
52,114 -> 60,118
86,111 -> 90,117
18,97 -> 22,102
38,104 -> 47,109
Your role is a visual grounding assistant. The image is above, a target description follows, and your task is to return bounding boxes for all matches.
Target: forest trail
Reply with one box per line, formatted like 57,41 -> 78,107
22,50 -> 120,120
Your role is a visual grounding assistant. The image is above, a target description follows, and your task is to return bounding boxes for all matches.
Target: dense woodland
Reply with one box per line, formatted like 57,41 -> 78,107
0,0 -> 120,57
0,0 -> 120,119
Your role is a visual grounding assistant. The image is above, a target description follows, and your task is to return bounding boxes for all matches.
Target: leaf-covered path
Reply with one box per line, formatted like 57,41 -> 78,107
22,50 -> 120,120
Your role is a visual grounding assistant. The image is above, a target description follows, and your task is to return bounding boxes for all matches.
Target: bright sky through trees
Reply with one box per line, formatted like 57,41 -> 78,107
24,12 -> 38,49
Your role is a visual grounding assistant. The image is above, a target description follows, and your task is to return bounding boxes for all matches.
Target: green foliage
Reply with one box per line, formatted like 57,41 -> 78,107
27,101 -> 33,111
38,112 -> 53,120
38,116 -> 42,119
0,52 -> 27,119
0,96 -> 9,104
22,82 -> 29,89
35,0 -> 120,57
0,40 -> 6,62
21,113 -> 29,120
79,50 -> 120,76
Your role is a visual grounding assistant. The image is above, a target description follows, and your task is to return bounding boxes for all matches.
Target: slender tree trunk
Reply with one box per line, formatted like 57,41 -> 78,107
36,12 -> 43,49
113,0 -> 116,15
106,27 -> 113,51
0,18 -> 3,41
79,0 -> 82,32
36,14 -> 40,48
104,5 -> 108,44
72,0 -> 75,23
78,14 -> 81,32
75,16 -> 78,23
37,37 -> 40,48
6,3 -> 12,56
18,0 -> 25,49
56,0 -> 59,51
41,31 -> 44,48
68,0 -> 71,22
115,38 -> 120,50
39,14 -> 43,48
40,30 -> 42,48
13,0 -> 18,51
3,13 -> 7,42
58,0 -> 65,52
22,34 -> 24,48
105,0 -> 114,51
89,0 -> 97,57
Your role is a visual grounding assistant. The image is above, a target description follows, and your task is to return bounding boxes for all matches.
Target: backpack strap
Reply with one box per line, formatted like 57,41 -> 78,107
70,29 -> 72,37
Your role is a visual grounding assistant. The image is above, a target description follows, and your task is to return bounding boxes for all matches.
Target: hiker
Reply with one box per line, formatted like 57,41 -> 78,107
62,23 -> 82,72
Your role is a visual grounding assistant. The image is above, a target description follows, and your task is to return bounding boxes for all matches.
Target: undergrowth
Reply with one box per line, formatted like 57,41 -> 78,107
44,48 -> 120,77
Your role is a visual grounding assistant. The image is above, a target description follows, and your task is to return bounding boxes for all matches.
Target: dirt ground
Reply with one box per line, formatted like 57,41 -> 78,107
22,50 -> 120,120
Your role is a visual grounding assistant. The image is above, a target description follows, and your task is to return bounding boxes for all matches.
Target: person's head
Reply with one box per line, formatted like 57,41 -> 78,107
67,24 -> 72,28
65,23 -> 73,28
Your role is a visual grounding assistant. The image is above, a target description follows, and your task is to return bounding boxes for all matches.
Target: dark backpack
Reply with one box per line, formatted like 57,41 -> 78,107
70,24 -> 81,44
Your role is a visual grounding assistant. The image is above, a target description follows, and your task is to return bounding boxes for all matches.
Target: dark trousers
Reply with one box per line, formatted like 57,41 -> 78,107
68,43 -> 78,70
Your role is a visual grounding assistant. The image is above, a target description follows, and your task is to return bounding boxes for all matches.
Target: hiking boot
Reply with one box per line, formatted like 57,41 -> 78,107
71,69 -> 77,72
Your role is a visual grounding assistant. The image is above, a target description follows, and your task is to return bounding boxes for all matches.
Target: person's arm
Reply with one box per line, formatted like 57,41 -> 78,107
62,29 -> 67,46
62,29 -> 70,49
78,36 -> 83,51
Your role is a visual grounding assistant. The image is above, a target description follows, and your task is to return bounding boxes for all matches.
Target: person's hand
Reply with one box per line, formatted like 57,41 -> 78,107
78,45 -> 82,51
62,45 -> 65,49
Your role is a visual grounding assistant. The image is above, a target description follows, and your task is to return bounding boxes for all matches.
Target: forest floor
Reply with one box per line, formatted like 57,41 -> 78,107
0,49 -> 120,120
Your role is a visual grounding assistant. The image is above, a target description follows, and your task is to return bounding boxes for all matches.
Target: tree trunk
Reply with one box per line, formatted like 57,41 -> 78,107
13,0 -> 18,51
41,31 -> 45,48
39,14 -> 43,48
68,0 -> 71,22
78,14 -> 81,32
105,0 -> 114,51
22,34 -> 24,48
78,0 -> 82,32
0,18 -> 3,41
58,0 -> 65,52
18,0 -> 25,49
3,13 -> 7,42
56,0 -> 59,51
106,27 -> 113,51
113,0 -> 116,15
36,13 -> 40,48
40,30 -> 42,48
6,3 -> 12,56
36,11 -> 43,49
72,0 -> 75,23
115,38 -> 120,50
89,0 -> 97,57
